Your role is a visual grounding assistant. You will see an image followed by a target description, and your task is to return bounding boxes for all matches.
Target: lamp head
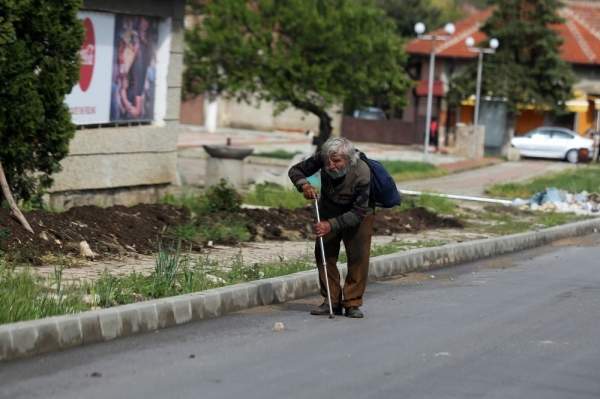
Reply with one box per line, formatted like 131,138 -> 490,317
444,22 -> 455,35
489,38 -> 500,50
414,22 -> 426,35
465,36 -> 475,48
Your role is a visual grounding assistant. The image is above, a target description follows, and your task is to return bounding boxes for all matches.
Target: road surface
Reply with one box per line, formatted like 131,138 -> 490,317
1,234 -> 599,399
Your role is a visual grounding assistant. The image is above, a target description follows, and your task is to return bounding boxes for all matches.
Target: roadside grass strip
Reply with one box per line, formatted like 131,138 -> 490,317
486,164 -> 600,199
252,150 -> 301,160
0,238 -> 449,325
244,183 -> 306,209
380,160 -> 447,182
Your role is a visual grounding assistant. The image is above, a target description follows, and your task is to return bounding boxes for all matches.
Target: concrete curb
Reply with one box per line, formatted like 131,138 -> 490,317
2,218 -> 599,362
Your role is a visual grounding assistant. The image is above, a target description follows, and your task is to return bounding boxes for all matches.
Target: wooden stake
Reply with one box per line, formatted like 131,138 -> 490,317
0,161 -> 34,234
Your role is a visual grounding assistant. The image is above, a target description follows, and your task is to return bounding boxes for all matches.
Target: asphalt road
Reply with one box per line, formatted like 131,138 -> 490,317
2,234 -> 600,399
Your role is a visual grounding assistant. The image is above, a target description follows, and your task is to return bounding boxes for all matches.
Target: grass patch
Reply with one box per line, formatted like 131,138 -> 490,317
0,262 -> 89,324
252,150 -> 301,160
380,160 -> 447,182
0,244 -> 316,325
486,165 -> 600,199
162,181 -> 252,245
338,239 -> 447,263
399,193 -> 457,215
462,205 -> 586,236
244,182 -> 307,209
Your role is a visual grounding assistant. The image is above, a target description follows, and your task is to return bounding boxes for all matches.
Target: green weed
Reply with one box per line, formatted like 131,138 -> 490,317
244,182 -> 306,209
252,150 -> 301,160
380,160 -> 447,182
486,165 -> 600,199
399,194 -> 457,215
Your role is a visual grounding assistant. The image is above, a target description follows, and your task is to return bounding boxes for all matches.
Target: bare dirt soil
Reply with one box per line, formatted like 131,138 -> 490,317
0,204 -> 462,264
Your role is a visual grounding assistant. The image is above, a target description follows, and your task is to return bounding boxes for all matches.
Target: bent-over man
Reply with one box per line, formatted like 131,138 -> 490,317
288,137 -> 374,318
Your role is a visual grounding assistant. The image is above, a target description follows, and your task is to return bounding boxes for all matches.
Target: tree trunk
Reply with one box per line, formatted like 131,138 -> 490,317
315,111 -> 333,149
290,99 -> 332,150
0,161 -> 34,234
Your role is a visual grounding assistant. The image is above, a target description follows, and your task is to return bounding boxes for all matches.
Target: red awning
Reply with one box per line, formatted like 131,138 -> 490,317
415,80 -> 444,97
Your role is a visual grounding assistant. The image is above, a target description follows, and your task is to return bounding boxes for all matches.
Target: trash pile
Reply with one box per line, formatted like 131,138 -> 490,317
512,188 -> 600,214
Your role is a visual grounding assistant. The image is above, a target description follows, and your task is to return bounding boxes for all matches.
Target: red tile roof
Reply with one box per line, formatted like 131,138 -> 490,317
406,1 -> 600,66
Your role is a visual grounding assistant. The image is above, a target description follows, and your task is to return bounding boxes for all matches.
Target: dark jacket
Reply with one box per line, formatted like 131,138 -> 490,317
288,152 -> 373,232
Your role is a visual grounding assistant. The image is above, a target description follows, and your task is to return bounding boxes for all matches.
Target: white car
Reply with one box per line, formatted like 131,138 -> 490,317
510,127 -> 594,163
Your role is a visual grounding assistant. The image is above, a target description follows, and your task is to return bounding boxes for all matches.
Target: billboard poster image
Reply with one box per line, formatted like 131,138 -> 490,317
110,15 -> 159,122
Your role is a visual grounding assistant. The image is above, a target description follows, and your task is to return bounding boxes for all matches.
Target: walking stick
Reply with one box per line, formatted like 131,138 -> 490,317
314,198 -> 335,319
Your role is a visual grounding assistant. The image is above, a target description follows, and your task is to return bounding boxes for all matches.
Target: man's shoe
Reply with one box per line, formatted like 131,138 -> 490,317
310,303 -> 343,316
345,307 -> 364,318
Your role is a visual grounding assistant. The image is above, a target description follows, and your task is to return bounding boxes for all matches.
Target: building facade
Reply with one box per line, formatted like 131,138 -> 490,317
406,1 -> 600,153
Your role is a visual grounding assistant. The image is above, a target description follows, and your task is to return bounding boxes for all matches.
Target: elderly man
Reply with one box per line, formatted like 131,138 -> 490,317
288,137 -> 374,318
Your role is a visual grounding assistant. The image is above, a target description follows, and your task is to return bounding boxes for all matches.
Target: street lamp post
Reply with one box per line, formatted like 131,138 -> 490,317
415,22 -> 455,161
465,36 -> 499,126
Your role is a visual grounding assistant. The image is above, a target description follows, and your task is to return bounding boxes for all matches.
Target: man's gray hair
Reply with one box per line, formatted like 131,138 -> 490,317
321,137 -> 359,165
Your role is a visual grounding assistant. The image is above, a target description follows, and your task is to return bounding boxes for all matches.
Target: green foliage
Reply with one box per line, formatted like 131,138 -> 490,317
152,241 -> 186,297
253,150 -> 301,160
0,263 -> 88,324
379,160 -> 447,182
202,179 -> 242,213
244,183 -> 307,209
399,193 -> 457,214
195,219 -> 252,243
185,0 -> 411,144
0,0 -> 84,201
448,0 -> 574,115
486,165 -> 600,198
377,0 -> 473,38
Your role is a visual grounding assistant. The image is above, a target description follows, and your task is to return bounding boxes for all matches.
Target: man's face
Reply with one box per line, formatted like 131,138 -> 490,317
326,153 -> 348,173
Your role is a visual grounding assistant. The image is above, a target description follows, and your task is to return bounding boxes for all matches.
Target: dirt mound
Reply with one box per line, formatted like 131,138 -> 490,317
0,204 -> 189,264
239,206 -> 462,241
0,204 -> 461,263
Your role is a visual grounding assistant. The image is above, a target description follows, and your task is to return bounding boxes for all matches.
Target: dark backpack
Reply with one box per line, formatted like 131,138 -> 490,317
359,151 -> 401,208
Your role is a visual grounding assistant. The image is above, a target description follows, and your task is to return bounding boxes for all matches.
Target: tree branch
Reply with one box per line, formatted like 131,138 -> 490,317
0,161 -> 34,234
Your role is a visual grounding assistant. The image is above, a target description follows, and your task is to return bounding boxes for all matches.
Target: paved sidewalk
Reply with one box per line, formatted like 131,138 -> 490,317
177,125 -> 466,164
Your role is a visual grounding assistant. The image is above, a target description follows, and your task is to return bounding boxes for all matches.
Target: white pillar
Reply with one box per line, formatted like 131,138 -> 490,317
205,95 -> 219,133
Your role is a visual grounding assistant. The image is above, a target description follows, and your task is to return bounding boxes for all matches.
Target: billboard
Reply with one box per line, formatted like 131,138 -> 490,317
66,12 -> 114,125
65,12 -> 160,125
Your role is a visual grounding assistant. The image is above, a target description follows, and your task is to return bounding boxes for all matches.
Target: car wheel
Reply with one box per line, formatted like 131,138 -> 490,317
566,149 -> 579,164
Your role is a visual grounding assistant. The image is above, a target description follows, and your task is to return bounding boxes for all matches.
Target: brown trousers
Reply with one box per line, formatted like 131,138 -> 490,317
314,214 -> 374,308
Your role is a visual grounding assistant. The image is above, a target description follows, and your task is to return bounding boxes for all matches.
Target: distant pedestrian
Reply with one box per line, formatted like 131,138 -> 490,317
288,137 -> 374,318
429,117 -> 439,150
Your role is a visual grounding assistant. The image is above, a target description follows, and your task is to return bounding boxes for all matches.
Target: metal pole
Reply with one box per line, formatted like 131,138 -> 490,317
314,198 -> 334,319
424,46 -> 436,161
474,51 -> 483,126
399,189 -> 513,206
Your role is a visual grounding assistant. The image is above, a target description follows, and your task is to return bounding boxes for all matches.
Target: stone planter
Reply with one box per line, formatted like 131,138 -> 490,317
203,145 -> 254,188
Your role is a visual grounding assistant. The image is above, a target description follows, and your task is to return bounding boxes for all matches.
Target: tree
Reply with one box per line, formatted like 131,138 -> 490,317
0,0 -> 82,231
184,0 -> 411,146
377,0 -> 443,37
0,0 -> 83,202
448,0 -> 574,117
